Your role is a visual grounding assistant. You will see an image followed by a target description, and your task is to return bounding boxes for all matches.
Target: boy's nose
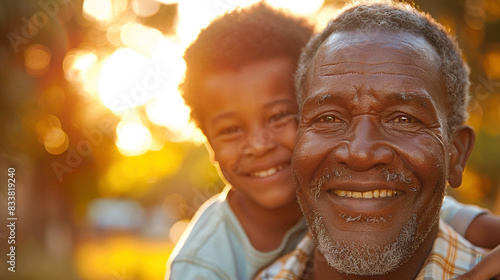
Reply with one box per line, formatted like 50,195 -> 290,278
242,127 -> 277,157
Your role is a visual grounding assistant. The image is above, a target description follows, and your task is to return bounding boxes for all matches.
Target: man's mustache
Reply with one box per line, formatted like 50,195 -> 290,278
305,167 -> 418,201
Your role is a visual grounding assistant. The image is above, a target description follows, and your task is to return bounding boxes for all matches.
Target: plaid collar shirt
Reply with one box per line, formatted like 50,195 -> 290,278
255,220 -> 487,280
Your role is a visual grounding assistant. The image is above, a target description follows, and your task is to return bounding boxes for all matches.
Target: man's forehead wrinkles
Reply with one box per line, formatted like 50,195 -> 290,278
319,61 -> 427,72
317,61 -> 428,73
317,38 -> 438,75
319,72 -> 423,78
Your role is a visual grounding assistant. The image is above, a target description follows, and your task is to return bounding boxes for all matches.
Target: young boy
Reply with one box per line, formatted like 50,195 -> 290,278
165,3 -> 500,280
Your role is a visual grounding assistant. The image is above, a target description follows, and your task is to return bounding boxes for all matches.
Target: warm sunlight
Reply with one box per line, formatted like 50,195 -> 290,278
75,235 -> 173,280
83,0 -> 128,23
131,0 -> 161,17
98,48 -> 153,112
115,118 -> 153,156
63,50 -> 100,98
120,22 -> 164,56
73,53 -> 98,73
267,0 -> 325,16
176,0 -> 259,46
314,5 -> 340,31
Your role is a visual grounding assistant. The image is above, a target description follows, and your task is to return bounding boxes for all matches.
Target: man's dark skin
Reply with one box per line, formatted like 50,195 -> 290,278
292,30 -> 475,280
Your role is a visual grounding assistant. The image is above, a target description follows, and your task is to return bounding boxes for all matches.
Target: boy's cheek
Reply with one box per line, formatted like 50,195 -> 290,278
273,122 -> 299,149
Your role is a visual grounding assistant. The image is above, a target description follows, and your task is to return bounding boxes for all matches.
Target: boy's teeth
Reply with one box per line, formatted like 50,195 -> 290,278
251,165 -> 284,178
334,189 -> 402,198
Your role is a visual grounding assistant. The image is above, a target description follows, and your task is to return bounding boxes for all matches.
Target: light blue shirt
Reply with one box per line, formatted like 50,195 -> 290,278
166,186 -> 308,280
441,195 -> 488,237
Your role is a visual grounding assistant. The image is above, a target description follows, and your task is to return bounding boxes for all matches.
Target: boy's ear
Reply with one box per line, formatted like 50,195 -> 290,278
448,125 -> 475,189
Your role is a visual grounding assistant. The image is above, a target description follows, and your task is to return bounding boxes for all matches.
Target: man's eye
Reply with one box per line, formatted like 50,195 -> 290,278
392,115 -> 418,123
317,115 -> 341,123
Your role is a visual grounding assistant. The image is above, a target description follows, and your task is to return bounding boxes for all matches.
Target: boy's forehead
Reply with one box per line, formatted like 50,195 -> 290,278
201,57 -> 296,95
197,57 -> 297,118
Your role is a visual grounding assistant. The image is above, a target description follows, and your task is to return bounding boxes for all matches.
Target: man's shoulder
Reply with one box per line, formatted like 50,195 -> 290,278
417,220 -> 487,279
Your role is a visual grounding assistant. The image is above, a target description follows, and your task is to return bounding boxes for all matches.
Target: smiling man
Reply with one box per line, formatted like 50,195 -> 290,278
255,1 -> 486,279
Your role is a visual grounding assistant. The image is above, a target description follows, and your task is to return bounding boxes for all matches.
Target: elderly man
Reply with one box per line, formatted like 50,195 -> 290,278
255,1 -> 487,279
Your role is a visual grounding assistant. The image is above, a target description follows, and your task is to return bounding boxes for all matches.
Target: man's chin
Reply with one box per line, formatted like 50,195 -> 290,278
312,213 -> 428,276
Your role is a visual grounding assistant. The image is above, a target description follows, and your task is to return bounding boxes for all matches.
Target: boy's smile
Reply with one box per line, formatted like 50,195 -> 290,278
199,57 -> 299,209
249,163 -> 288,178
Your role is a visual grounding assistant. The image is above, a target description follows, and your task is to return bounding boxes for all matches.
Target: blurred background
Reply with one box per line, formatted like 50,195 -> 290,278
0,0 -> 499,279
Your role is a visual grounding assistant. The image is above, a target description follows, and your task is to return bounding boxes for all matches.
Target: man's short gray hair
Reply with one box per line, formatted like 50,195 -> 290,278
295,0 -> 470,137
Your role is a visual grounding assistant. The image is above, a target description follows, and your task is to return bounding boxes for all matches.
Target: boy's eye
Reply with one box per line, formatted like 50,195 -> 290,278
218,126 -> 242,136
269,112 -> 296,127
270,112 -> 288,122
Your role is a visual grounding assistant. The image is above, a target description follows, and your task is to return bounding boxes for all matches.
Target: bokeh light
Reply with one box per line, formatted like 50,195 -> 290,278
63,50 -> 100,98
75,235 -> 173,280
120,22 -> 163,56
83,0 -> 128,23
44,127 -> 70,155
176,0 -> 260,45
485,50 -> 500,78
267,0 -> 324,16
98,48 -> 153,112
99,143 -> 183,197
36,114 -> 70,155
115,118 -> 153,156
131,0 -> 161,17
24,44 -> 51,76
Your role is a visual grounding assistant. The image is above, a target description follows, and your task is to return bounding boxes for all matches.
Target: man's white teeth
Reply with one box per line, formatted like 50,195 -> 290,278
251,165 -> 285,178
334,189 -> 402,198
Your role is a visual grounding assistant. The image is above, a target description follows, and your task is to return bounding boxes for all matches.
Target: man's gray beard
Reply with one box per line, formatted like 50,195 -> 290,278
311,212 -> 436,276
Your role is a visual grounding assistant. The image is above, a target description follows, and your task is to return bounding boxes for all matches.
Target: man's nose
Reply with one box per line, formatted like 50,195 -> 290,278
333,116 -> 395,171
242,127 -> 277,157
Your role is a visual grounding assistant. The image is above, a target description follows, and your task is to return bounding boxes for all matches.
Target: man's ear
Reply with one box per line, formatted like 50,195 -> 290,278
448,125 -> 475,189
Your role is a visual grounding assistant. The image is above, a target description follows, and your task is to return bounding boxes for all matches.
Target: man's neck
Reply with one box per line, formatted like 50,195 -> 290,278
308,224 -> 439,280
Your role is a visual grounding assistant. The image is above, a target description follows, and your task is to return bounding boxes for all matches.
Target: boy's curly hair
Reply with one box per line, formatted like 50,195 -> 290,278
181,2 -> 314,131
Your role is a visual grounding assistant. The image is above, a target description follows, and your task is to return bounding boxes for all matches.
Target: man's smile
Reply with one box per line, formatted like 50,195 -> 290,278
323,187 -> 408,218
332,188 -> 404,198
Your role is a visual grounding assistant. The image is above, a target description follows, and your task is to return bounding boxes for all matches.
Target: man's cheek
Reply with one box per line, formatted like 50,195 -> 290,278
294,133 -> 329,160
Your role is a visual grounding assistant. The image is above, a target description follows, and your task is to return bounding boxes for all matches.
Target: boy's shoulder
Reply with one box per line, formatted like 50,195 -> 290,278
170,186 -> 250,257
166,186 -> 249,279
171,187 -> 236,256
